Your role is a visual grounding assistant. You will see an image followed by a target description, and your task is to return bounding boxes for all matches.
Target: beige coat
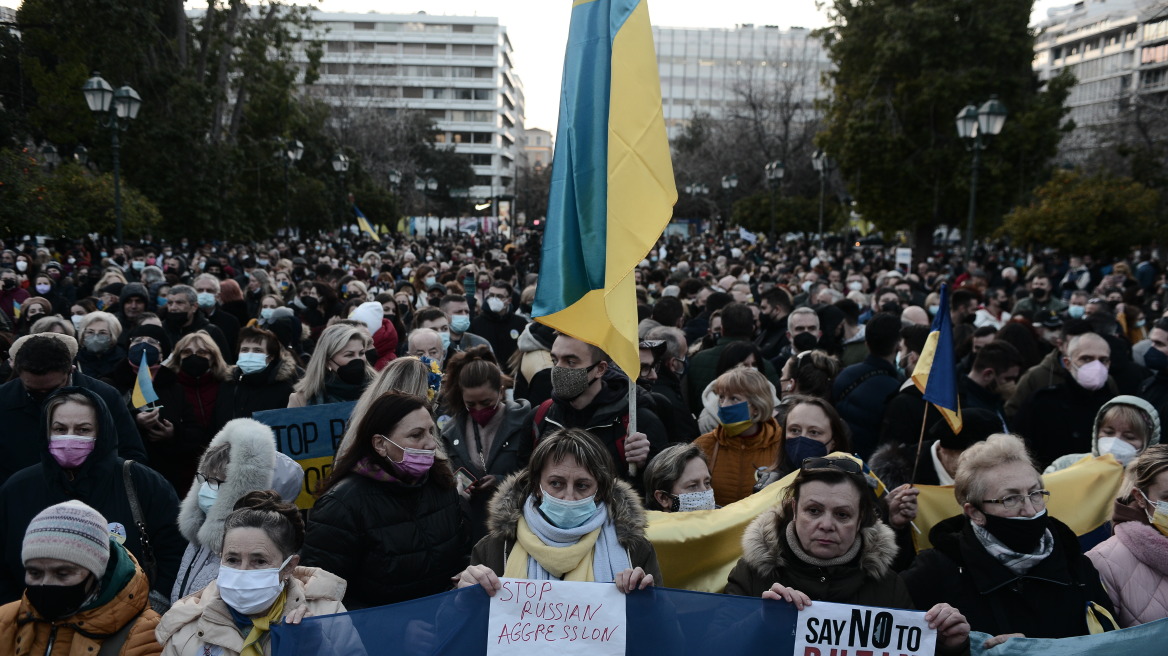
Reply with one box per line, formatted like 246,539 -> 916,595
156,566 -> 346,656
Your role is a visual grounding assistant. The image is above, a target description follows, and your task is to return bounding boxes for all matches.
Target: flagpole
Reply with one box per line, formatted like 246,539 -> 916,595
909,402 -> 929,486
628,384 -> 638,477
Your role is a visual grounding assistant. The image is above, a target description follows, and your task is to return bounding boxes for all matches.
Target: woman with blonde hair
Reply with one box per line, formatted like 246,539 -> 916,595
75,310 -> 125,380
138,331 -> 233,495
693,367 -> 782,506
287,323 -> 373,407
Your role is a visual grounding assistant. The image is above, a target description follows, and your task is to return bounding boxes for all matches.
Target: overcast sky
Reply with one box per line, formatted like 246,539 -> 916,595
3,0 -> 1070,132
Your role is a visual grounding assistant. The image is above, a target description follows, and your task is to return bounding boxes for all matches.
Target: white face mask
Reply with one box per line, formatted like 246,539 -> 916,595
1096,436 -> 1139,465
671,488 -> 716,512
217,555 -> 293,615
487,297 -> 505,313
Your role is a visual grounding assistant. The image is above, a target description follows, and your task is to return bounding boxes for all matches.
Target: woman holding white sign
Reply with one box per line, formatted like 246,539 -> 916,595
726,457 -> 971,653
453,428 -> 661,594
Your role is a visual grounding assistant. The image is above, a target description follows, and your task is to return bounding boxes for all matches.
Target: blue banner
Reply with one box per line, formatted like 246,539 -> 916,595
252,401 -> 356,508
970,618 -> 1168,655
272,585 -> 798,656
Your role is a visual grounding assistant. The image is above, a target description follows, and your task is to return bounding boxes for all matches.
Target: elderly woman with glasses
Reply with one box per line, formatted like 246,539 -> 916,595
727,457 -> 971,655
902,434 -> 1116,648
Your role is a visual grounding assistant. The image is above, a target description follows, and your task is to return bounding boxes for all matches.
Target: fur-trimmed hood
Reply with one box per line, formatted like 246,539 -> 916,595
485,472 -> 648,549
739,505 -> 899,582
177,418 -> 278,552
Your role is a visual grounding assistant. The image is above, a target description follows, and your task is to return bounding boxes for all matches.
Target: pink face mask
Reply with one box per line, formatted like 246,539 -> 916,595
382,436 -> 435,478
49,435 -> 96,469
1074,360 -> 1109,391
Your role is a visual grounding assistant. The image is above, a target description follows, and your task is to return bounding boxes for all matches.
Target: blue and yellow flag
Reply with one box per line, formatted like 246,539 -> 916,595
354,205 -> 379,242
532,0 -> 676,376
911,283 -> 962,433
131,349 -> 159,409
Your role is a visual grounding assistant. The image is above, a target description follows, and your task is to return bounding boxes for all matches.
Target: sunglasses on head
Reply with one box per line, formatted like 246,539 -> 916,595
801,457 -> 862,475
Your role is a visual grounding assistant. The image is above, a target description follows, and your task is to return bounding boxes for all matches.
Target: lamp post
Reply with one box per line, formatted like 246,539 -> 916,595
956,96 -> 1007,256
720,174 -> 738,235
331,152 -> 349,231
764,160 -> 784,238
280,139 -> 304,236
40,145 -> 60,170
811,149 -> 833,246
82,72 -> 141,246
74,144 -> 89,166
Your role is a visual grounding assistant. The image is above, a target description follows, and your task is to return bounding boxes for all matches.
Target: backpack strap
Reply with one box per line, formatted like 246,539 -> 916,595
531,398 -> 555,446
836,367 -> 895,404
97,610 -> 140,656
121,460 -> 157,584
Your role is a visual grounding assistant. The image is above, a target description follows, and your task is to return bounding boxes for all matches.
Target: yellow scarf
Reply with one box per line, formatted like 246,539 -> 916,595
239,588 -> 287,656
503,516 -> 600,581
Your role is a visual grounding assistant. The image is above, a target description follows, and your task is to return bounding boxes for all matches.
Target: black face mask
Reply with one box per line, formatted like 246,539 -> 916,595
181,355 -> 210,378
334,359 -> 366,385
128,343 -> 162,367
880,301 -> 903,315
26,578 -> 93,620
165,310 -> 189,328
364,348 -> 379,366
1031,288 -> 1048,300
980,511 -> 1050,553
1,278 -> 14,290
792,332 -> 819,353
397,302 -> 410,316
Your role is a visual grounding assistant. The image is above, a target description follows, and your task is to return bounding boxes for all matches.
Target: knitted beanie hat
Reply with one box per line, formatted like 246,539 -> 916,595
22,500 -> 111,577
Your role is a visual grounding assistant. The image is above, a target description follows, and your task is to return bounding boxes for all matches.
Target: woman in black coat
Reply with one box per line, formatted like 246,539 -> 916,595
439,346 -> 531,542
214,324 -> 301,423
300,391 -> 469,609
902,434 -> 1116,647
0,386 -> 185,606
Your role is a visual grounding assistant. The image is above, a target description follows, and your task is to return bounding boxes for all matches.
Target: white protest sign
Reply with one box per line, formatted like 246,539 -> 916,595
794,600 -> 936,656
895,247 -> 913,272
487,578 -> 626,656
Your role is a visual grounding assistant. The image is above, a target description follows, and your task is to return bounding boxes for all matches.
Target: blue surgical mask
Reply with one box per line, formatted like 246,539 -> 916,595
785,436 -> 829,466
439,331 -> 451,351
197,481 -> 218,514
539,487 -> 598,529
196,292 -> 216,308
260,308 -> 275,321
1068,305 -> 1085,319
157,296 -> 167,307
237,352 -> 268,375
451,314 -> 471,333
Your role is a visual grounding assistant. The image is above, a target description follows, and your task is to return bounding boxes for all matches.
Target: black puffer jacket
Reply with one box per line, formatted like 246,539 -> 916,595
214,357 -> 300,424
147,367 -> 230,497
0,386 -> 185,603
902,514 -> 1114,638
299,463 -> 470,609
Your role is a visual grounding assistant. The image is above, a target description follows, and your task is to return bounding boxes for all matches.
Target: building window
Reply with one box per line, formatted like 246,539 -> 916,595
354,22 -> 375,31
454,24 -> 474,34
328,41 -> 349,53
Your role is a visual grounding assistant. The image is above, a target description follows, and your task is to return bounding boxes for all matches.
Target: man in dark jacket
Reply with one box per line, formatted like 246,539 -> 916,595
194,273 -> 241,362
0,386 -> 184,604
115,282 -> 150,338
468,280 -> 528,366
645,325 -> 700,442
686,302 -> 781,415
162,284 -> 231,360
0,334 -> 147,487
1012,332 -> 1117,468
520,334 -> 668,485
832,312 -> 904,459
869,408 -> 1004,490
754,286 -> 792,361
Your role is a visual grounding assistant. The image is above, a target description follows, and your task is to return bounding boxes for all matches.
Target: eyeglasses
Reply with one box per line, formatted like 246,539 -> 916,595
196,472 -> 225,490
982,489 -> 1050,512
801,457 -> 862,474
639,361 -> 661,377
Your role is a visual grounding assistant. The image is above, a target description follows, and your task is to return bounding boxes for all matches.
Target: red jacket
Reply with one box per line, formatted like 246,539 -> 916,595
373,317 -> 399,370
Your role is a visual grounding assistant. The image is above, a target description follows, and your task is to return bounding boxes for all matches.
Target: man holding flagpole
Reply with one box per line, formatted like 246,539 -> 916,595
530,0 -> 677,480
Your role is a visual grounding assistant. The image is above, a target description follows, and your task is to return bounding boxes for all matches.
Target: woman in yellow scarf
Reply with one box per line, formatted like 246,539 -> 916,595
454,428 -> 661,595
156,491 -> 348,656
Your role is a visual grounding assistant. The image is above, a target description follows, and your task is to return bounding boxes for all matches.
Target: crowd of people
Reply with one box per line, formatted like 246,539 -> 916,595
0,230 -> 1166,654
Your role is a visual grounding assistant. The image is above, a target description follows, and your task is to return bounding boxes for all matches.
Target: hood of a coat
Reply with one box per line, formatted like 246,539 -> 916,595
739,504 -> 899,583
486,472 -> 649,549
1090,394 -> 1161,456
177,418 -> 278,552
38,385 -> 121,486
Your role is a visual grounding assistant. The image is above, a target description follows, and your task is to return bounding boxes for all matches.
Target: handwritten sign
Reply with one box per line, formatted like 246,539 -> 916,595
487,578 -> 625,656
252,401 -> 356,509
794,601 -> 936,656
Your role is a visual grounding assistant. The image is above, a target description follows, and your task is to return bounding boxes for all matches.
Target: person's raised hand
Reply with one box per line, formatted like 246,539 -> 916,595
983,633 -> 1025,649
925,603 -> 970,653
887,484 -> 919,530
625,432 -> 650,465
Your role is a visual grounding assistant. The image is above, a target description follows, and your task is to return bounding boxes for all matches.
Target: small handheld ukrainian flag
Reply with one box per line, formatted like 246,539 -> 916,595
131,349 -> 159,409
911,283 -> 962,433
354,205 -> 380,242
532,0 -> 676,376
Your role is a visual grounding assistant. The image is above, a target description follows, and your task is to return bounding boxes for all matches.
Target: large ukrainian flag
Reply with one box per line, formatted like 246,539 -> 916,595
532,0 -> 676,376
911,283 -> 962,433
